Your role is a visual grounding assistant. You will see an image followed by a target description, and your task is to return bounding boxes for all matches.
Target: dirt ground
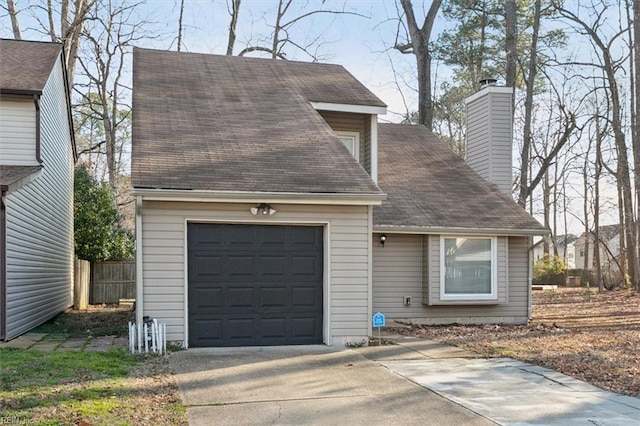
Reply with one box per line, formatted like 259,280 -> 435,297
391,287 -> 640,397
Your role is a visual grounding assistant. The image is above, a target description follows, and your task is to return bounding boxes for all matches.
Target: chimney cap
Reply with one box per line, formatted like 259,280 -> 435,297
479,78 -> 498,88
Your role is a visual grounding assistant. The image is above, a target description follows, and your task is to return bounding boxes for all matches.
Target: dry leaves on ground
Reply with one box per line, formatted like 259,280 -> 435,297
391,288 -> 640,397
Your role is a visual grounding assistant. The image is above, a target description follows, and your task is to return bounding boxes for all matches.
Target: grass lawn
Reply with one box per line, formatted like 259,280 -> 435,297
0,308 -> 187,425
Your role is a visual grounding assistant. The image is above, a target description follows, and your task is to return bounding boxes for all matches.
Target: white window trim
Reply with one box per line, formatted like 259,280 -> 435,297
439,235 -> 498,301
336,131 -> 360,161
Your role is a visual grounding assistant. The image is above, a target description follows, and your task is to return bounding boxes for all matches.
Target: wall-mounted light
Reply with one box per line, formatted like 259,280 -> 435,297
250,203 -> 276,216
379,234 -> 387,247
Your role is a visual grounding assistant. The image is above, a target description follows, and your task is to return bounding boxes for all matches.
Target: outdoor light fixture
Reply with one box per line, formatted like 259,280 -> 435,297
379,234 -> 387,247
250,203 -> 276,216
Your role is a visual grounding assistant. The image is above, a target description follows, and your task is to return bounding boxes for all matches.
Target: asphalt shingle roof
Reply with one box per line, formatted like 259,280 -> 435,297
374,123 -> 545,234
131,48 -> 384,195
0,39 -> 61,93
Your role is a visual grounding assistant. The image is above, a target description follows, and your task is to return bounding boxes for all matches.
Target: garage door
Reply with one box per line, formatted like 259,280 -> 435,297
188,223 -> 323,347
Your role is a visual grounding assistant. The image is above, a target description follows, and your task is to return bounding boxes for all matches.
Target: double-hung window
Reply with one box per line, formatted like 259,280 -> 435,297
336,132 -> 360,161
440,236 -> 497,301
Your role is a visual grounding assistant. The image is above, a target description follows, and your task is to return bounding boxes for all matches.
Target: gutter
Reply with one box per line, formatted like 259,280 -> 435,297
373,225 -> 548,237
132,188 -> 386,205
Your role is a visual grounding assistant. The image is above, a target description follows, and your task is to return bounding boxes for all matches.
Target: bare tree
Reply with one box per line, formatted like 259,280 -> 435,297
517,0 -> 542,207
226,0 -> 241,55
394,0 -> 442,129
238,0 -> 364,60
556,3 -> 638,288
75,0 -> 151,194
504,0 -> 517,89
5,0 -> 21,39
176,0 -> 185,52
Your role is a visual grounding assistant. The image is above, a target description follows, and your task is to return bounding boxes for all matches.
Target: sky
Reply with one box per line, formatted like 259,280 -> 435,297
1,0 -> 628,237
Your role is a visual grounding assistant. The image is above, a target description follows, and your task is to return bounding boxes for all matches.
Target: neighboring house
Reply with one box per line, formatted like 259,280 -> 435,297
574,224 -> 620,271
0,39 -> 76,340
131,48 -> 545,348
532,234 -> 577,269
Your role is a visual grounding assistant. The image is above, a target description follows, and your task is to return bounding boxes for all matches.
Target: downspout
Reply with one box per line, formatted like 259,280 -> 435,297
527,237 -> 534,321
33,95 -> 42,164
135,195 -> 144,352
367,205 -> 373,337
1,189 -> 7,340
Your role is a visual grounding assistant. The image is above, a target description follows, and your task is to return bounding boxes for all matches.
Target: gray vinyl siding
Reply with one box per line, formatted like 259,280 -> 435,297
318,110 -> 369,172
373,234 -> 529,324
466,88 -> 513,195
4,55 -> 74,339
0,99 -> 38,165
140,201 -> 371,345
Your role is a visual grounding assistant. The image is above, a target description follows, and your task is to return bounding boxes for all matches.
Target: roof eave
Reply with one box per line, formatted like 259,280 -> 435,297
132,188 -> 386,205
310,101 -> 386,115
372,224 -> 548,237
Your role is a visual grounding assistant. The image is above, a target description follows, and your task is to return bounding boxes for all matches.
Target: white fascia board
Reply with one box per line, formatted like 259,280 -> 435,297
465,86 -> 513,105
310,101 -> 387,115
132,188 -> 386,205
372,225 -> 547,237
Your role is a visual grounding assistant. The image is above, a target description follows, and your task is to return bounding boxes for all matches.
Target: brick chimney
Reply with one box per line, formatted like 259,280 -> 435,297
465,80 -> 514,195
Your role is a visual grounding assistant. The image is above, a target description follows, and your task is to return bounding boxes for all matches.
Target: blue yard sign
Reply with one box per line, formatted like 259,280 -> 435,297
372,312 -> 385,328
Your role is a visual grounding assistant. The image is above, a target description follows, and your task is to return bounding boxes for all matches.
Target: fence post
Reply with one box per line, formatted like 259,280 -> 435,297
74,258 -> 90,310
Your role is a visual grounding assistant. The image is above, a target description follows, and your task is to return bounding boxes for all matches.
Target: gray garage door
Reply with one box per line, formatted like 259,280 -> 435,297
188,223 -> 323,347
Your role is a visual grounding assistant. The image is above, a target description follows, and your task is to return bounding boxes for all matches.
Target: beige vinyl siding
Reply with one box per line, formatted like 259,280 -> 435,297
466,89 -> 513,195
0,99 -> 38,166
140,201 -> 370,345
363,117 -> 371,174
4,55 -> 74,339
318,110 -> 369,171
373,234 -> 529,324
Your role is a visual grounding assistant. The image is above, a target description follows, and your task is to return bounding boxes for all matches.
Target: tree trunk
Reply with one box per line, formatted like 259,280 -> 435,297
504,0 -> 517,108
397,0 -> 442,130
177,0 -> 185,52
6,0 -> 21,39
226,0 -> 241,55
517,0 -> 541,207
632,0 -> 640,290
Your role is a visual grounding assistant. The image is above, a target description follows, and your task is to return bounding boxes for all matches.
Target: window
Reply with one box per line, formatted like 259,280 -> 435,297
440,236 -> 497,300
336,132 -> 359,161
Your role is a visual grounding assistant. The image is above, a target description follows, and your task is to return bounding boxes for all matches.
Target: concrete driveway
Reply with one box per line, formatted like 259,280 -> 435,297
169,336 -> 640,425
168,345 -> 493,426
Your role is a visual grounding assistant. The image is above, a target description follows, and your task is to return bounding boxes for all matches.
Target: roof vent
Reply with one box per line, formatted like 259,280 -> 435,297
479,78 -> 498,89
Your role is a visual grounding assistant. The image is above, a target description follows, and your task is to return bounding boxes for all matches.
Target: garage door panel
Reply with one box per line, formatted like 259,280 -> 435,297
188,224 -> 323,347
227,287 -> 255,308
261,286 -> 287,308
291,317 -> 321,338
193,287 -> 223,308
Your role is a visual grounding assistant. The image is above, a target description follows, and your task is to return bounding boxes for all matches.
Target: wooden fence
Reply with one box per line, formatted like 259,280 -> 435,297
90,259 -> 136,304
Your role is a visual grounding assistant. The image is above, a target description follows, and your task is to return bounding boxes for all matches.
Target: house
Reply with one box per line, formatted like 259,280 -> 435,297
131,48 -> 545,348
574,224 -> 620,272
532,234 -> 577,269
0,39 -> 76,340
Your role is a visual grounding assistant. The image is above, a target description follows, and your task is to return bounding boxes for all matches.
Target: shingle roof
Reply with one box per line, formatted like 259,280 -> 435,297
0,39 -> 61,93
0,165 -> 42,189
374,123 -> 545,234
131,48 -> 384,195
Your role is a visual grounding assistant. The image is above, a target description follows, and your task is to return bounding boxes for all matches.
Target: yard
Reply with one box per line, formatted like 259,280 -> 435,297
1,288 -> 638,424
392,287 -> 640,397
0,307 -> 187,425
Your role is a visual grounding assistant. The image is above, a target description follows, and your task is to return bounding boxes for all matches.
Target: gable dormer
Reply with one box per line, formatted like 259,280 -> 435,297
312,103 -> 386,183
